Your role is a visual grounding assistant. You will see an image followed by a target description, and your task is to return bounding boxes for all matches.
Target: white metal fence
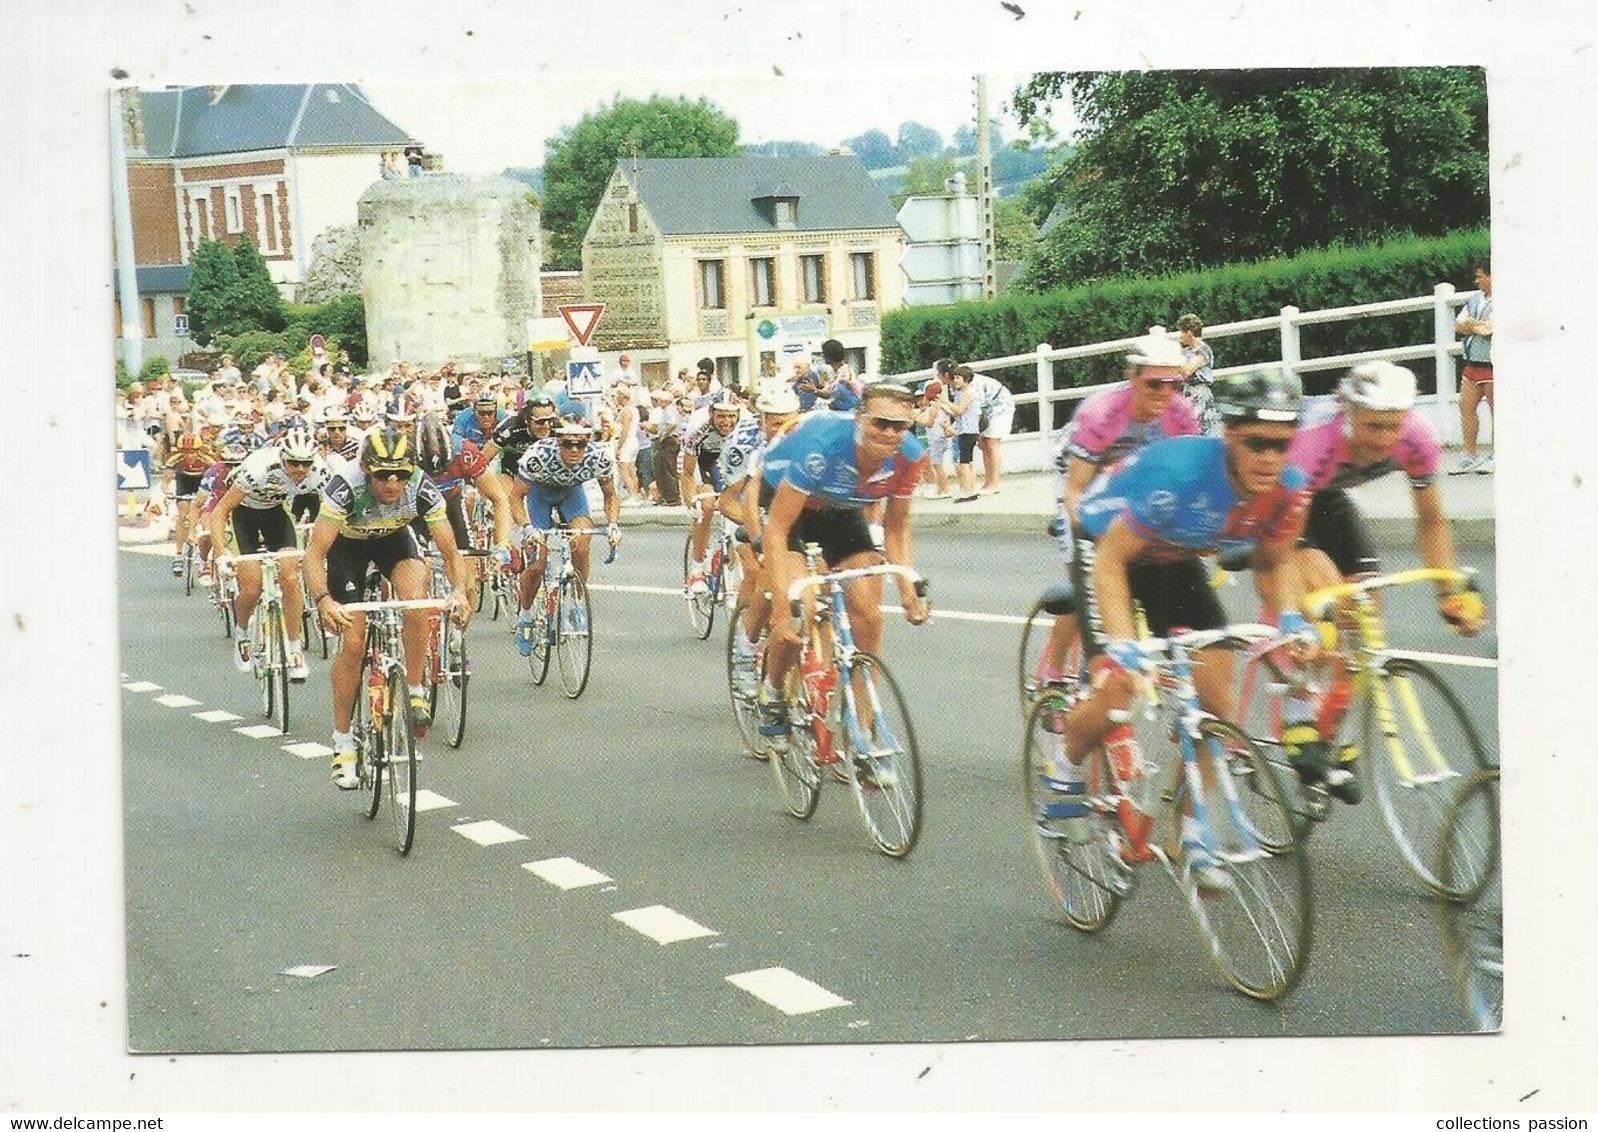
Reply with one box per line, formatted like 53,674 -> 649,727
885,282 -> 1488,473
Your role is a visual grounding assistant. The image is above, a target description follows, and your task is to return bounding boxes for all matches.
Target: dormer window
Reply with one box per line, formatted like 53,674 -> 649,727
754,184 -> 801,230
774,198 -> 797,228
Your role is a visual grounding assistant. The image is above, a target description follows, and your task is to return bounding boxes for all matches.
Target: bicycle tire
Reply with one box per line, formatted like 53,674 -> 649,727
838,651 -> 923,858
1234,651 -> 1329,838
684,533 -> 714,639
528,589 -> 552,686
437,618 -> 469,749
358,653 -> 382,821
1360,657 -> 1492,896
273,606 -> 290,736
1435,768 -> 1502,1029
726,602 -> 769,761
219,585 -> 234,638
385,667 -> 417,854
1021,691 -> 1124,932
257,613 -> 275,722
764,649 -> 821,820
184,544 -> 196,597
697,552 -> 720,641
1172,717 -> 1313,1002
556,574 -> 592,698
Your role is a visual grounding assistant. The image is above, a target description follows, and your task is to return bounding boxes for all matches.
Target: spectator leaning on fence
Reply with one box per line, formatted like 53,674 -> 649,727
1451,260 -> 1494,476
1176,313 -> 1219,435
966,364 -> 1016,493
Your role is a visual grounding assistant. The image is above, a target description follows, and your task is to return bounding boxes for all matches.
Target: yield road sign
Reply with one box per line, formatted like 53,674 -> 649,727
558,303 -> 605,347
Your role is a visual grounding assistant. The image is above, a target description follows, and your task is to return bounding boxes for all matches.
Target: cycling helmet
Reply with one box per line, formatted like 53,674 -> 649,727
322,405 -> 349,425
554,417 -> 594,438
755,385 -> 801,415
709,391 -> 741,415
240,430 -> 267,453
417,419 -> 453,476
352,402 -> 377,424
280,424 -> 318,461
473,390 -> 499,411
1124,334 -> 1187,369
361,426 -> 416,473
219,435 -> 249,463
1338,360 -> 1417,412
1214,368 -> 1303,425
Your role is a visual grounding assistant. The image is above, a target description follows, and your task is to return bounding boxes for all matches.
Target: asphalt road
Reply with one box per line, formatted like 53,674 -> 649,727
119,530 -> 1499,1053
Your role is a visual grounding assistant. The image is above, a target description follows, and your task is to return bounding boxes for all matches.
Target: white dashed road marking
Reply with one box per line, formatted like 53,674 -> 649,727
726,968 -> 853,1015
234,724 -> 283,739
282,741 -> 333,759
123,681 -> 163,693
193,709 -> 243,723
523,857 -> 613,890
612,905 -> 719,945
407,790 -> 458,813
155,694 -> 203,708
451,819 -> 528,846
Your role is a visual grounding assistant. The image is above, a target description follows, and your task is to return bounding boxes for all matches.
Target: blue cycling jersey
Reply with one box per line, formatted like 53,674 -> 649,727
1076,435 -> 1311,562
453,408 -> 506,447
761,411 -> 927,509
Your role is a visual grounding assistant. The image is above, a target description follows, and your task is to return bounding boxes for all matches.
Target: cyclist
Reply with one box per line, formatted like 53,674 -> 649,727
304,426 -> 471,787
207,425 -> 329,682
320,406 -> 360,469
1035,335 -> 1201,682
506,416 -> 622,655
165,424 -> 219,578
1061,369 -> 1316,888
722,383 -> 803,699
193,429 -> 253,584
484,395 -> 559,485
453,389 -> 506,450
1278,360 -> 1488,801
756,383 -> 931,753
681,392 -> 744,595
415,415 -> 516,568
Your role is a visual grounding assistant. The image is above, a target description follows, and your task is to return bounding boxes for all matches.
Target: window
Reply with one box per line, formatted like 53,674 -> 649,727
173,296 -> 187,337
750,257 -> 776,308
850,252 -> 876,301
800,254 -> 826,304
718,356 -> 741,387
697,259 -> 725,310
187,190 -> 213,242
255,184 -> 282,254
628,204 -> 638,234
224,185 -> 243,233
141,298 -> 156,338
845,347 -> 868,375
774,199 -> 796,227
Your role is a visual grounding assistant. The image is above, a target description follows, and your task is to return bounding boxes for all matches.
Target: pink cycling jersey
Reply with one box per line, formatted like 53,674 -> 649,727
1053,383 -> 1201,475
1288,395 -> 1441,492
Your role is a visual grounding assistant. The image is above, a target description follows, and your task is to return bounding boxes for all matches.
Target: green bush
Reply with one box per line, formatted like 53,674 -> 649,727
882,228 -> 1489,428
115,359 -> 132,389
139,356 -> 172,382
282,294 -> 367,365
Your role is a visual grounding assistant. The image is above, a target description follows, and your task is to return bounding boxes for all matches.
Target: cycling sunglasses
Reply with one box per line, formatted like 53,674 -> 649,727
558,439 -> 588,451
284,458 -> 315,469
371,468 -> 411,482
1142,377 -> 1184,390
1239,435 -> 1292,454
865,415 -> 914,434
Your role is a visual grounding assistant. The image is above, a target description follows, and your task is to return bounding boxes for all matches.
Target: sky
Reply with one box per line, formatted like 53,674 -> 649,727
362,73 -> 1079,175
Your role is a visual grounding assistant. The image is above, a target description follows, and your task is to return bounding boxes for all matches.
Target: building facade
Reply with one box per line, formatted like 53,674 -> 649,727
581,156 -> 906,388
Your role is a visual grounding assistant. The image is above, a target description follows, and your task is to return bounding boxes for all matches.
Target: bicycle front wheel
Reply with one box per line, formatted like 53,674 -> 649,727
436,619 -> 469,749
1361,658 -> 1492,896
357,655 -> 382,821
556,575 -> 592,698
1018,597 -> 1079,717
184,545 -> 196,597
272,607 -> 290,735
726,603 -> 769,761
765,653 -> 821,820
1173,718 -> 1313,1002
528,593 -> 552,686
1022,691 -> 1123,932
685,534 -> 714,639
1435,768 -> 1502,1029
838,651 -> 923,858
386,668 -> 417,855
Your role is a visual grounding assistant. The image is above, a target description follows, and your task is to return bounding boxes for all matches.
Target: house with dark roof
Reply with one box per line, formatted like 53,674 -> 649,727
117,84 -> 412,360
581,156 -> 906,386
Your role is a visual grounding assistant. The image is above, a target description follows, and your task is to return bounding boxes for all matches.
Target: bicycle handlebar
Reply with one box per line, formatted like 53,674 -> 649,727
1133,622 -> 1282,657
786,564 -> 928,617
220,550 -> 304,565
335,598 -> 450,614
1304,567 -> 1477,614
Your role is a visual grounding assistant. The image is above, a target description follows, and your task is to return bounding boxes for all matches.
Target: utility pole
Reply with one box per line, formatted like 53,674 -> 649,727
975,75 -> 997,299
111,86 -> 144,375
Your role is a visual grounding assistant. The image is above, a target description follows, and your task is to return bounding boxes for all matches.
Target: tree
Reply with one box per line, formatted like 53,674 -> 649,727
840,129 -> 898,170
185,239 -> 243,345
1011,68 -> 1489,290
993,195 -> 1039,261
896,121 -> 943,159
541,95 -> 741,269
231,234 -> 286,332
891,154 -> 964,208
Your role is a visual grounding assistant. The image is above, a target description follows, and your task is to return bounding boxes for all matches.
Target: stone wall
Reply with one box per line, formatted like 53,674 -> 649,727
582,170 -> 668,350
296,224 -> 361,304
358,174 -> 541,369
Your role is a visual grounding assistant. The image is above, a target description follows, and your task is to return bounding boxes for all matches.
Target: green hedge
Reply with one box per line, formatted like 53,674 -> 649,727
882,229 -> 1489,430
212,295 -> 368,374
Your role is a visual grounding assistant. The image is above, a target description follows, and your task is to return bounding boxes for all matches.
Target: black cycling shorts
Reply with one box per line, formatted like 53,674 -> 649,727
1070,535 -> 1223,661
326,529 -> 424,603
173,471 -> 205,501
1300,489 -> 1380,578
410,494 -> 468,554
291,493 -> 320,524
233,506 -> 298,555
785,506 -> 877,568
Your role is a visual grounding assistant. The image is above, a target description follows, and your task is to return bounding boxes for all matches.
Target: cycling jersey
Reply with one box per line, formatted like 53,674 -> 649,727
1077,435 -> 1311,563
514,438 -> 616,489
1288,395 -> 1441,492
454,408 -> 506,447
679,409 -> 741,473
491,414 -> 547,474
230,446 -> 330,510
719,416 -> 766,486
762,411 -> 927,509
432,438 -> 492,500
320,466 -> 447,539
1055,384 -> 1201,474
166,434 -> 216,475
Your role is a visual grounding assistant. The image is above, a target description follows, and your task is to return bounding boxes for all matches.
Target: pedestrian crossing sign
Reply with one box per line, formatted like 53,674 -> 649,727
567,359 -> 603,396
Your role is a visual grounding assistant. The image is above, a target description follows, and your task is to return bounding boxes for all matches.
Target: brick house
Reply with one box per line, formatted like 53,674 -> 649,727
581,156 -> 906,388
116,84 -> 411,360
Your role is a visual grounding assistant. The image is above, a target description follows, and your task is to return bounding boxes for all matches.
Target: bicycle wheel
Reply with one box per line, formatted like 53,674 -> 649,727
1436,768 -> 1502,1029
765,652 -> 821,820
1021,691 -> 1124,932
1360,658 -> 1492,896
556,574 -> 592,698
184,544 -> 196,596
684,533 -> 714,639
837,651 -> 923,858
272,606 -> 290,735
528,590 -> 552,686
256,615 -> 274,721
1173,718 -> 1313,1002
357,654 -> 383,821
1233,651 -> 1328,837
436,618 -> 469,749
385,668 -> 417,854
218,581 -> 233,638
697,552 -> 721,641
726,602 -> 769,760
